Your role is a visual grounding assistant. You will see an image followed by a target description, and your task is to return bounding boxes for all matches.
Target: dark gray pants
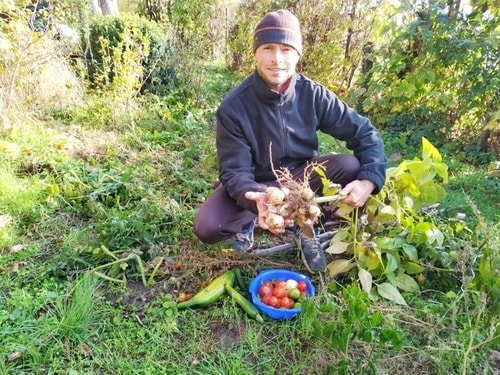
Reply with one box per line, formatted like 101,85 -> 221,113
193,154 -> 360,244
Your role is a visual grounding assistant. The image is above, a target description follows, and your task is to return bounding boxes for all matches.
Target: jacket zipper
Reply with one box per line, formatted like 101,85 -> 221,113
279,93 -> 287,159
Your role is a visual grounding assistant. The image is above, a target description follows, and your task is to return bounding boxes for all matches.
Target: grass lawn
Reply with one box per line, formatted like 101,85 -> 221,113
1,107 -> 498,374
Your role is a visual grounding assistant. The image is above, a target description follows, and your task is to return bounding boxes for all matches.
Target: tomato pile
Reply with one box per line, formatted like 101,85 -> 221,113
257,279 -> 309,309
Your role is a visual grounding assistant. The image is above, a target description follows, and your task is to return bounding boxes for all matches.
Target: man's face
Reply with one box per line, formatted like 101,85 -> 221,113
254,43 -> 300,91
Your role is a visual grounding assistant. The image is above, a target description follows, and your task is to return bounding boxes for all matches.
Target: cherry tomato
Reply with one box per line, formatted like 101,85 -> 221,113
274,280 -> 288,290
258,284 -> 272,297
262,280 -> 273,288
297,280 -> 308,292
268,296 -> 279,307
280,296 -> 294,309
288,288 -> 301,300
272,286 -> 288,298
261,294 -> 272,306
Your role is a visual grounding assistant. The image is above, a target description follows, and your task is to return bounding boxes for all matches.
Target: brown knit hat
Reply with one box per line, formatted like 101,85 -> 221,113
253,9 -> 302,54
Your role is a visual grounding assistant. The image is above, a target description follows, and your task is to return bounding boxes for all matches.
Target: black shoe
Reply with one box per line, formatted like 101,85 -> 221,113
294,228 -> 327,273
229,218 -> 257,251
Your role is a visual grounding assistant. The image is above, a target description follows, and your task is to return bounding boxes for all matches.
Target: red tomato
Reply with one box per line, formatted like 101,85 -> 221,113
274,280 -> 288,290
280,296 -> 294,309
268,296 -> 279,307
261,294 -> 272,306
262,280 -> 273,288
272,286 -> 288,298
258,284 -> 272,297
297,280 -> 308,292
300,290 -> 308,297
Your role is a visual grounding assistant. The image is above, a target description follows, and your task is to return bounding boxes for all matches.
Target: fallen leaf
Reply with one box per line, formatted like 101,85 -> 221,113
9,244 -> 26,253
6,350 -> 23,362
0,214 -> 12,228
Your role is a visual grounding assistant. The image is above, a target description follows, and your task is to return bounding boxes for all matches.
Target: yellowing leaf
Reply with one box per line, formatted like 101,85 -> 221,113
336,205 -> 355,218
0,141 -> 21,159
376,282 -> 407,305
358,268 -> 372,293
326,241 -> 349,255
427,227 -> 444,246
365,250 -> 381,270
380,205 -> 395,215
327,259 -> 353,277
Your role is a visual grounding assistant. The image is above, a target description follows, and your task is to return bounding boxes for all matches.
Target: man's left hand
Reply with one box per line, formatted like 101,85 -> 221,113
339,179 -> 375,207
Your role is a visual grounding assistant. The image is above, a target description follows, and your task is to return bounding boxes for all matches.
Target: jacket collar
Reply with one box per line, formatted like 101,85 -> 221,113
252,70 -> 297,104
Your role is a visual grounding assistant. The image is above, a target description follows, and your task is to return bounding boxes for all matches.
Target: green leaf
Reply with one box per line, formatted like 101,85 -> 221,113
402,243 -> 418,261
384,253 -> 398,275
377,282 -> 407,305
435,163 -> 448,182
326,241 -> 349,255
396,273 -> 420,293
315,166 -> 342,196
336,205 -> 355,218
331,229 -> 349,242
422,137 -> 442,162
404,262 -> 425,274
375,236 -> 396,250
427,227 -> 444,246
358,267 -> 373,293
371,311 -> 383,326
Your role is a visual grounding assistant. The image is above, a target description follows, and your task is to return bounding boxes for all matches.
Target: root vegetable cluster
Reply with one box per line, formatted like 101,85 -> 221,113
263,163 -> 322,237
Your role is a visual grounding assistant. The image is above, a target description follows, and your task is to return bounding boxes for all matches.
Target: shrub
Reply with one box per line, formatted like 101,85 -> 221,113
84,13 -> 177,97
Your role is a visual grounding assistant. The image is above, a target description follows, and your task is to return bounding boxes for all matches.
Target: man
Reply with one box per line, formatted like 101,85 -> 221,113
193,9 -> 387,273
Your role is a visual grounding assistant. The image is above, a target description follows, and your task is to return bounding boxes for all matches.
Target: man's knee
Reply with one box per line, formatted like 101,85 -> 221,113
193,216 -> 219,244
316,154 -> 360,186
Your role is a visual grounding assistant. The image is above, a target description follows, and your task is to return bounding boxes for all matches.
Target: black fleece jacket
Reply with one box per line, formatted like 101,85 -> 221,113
216,71 -> 387,213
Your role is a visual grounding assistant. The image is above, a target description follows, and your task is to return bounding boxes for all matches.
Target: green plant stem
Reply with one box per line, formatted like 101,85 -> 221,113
100,245 -> 119,260
314,194 -> 347,204
93,271 -> 126,284
89,253 -> 148,287
133,253 -> 148,287
147,257 -> 163,286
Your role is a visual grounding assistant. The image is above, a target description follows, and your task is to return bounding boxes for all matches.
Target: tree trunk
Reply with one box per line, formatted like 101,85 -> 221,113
91,0 -> 119,15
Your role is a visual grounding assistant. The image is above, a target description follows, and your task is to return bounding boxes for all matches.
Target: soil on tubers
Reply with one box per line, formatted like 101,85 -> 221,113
264,163 -> 323,238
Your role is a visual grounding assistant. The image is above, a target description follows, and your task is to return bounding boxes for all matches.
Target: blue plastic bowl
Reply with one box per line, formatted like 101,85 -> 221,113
249,269 -> 315,320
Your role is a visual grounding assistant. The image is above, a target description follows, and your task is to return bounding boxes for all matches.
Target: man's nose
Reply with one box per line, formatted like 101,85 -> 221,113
271,49 -> 284,62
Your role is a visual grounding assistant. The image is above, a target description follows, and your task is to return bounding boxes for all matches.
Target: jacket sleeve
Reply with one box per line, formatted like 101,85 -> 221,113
316,87 -> 387,193
215,106 -> 266,213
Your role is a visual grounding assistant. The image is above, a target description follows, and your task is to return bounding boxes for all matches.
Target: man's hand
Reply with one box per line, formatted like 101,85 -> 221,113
339,179 -> 375,207
245,191 -> 293,234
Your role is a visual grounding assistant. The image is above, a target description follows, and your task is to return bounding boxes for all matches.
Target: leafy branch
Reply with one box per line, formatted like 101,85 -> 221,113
322,137 -> 451,304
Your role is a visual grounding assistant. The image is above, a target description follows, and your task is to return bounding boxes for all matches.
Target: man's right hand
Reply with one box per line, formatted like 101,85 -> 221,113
245,191 -> 294,234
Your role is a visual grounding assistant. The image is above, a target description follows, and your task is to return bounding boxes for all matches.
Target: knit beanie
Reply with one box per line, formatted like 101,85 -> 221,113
253,9 -> 303,54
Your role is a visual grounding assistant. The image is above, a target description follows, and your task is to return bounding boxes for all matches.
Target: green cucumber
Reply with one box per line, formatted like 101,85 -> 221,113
233,267 -> 248,294
225,282 -> 264,323
177,270 -> 235,309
